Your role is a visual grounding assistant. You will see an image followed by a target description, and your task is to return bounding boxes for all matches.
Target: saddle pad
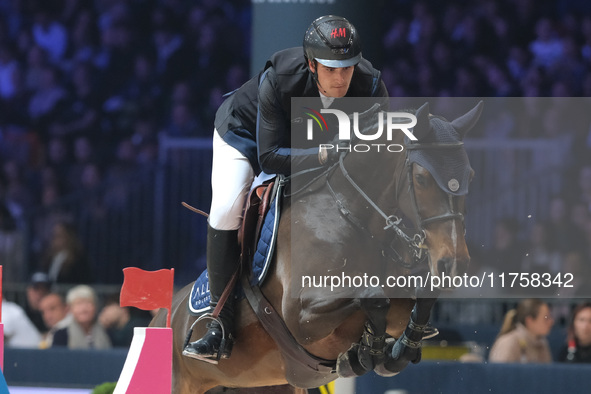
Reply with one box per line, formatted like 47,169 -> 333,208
188,187 -> 282,316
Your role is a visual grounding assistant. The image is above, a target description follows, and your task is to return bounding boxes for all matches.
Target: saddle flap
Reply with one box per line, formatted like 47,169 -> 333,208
239,180 -> 275,267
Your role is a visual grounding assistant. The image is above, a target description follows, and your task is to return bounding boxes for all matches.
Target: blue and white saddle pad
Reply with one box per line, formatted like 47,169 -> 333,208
188,182 -> 282,316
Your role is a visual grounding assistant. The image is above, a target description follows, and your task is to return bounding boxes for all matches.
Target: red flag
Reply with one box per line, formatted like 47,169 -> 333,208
120,267 -> 174,314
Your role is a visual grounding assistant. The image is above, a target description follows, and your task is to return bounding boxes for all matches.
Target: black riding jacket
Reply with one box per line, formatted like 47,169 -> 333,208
214,47 -> 388,175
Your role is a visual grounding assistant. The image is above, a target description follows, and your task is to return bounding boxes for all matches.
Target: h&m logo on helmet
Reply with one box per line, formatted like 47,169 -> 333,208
331,28 -> 347,38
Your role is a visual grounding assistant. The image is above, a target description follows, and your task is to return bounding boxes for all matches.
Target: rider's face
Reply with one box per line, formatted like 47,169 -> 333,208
309,60 -> 354,98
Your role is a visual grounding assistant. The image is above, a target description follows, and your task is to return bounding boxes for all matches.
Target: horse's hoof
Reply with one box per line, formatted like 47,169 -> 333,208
373,363 -> 400,377
336,344 -> 369,378
374,341 -> 400,377
422,325 -> 439,340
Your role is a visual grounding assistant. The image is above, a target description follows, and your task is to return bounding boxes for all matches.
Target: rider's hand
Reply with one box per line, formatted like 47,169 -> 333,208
319,135 -> 348,165
318,146 -> 329,165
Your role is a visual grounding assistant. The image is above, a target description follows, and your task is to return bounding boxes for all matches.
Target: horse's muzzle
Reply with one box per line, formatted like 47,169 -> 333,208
432,257 -> 470,289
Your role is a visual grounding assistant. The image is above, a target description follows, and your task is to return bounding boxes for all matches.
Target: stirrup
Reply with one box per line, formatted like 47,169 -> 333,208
182,315 -> 234,364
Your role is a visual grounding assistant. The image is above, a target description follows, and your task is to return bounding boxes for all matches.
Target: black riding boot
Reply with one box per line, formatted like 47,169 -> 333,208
183,224 -> 240,363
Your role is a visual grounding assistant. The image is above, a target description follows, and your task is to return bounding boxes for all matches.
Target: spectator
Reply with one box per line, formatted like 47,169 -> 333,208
67,136 -> 97,192
48,61 -> 101,141
529,18 -> 563,69
549,35 -> 586,93
27,65 -> 67,132
31,171 -> 72,261
489,298 -> 554,363
569,201 -> 590,236
482,218 -> 525,275
576,164 -> 591,212
520,221 -> 562,276
45,137 -> 72,183
103,139 -> 138,211
2,68 -> 29,125
0,42 -> 19,100
3,159 -> 34,221
23,44 -> 49,92
24,271 -> 52,333
559,251 -> 591,298
152,19 -> 191,91
98,294 -> 151,347
505,46 -> 530,83
2,299 -> 42,348
164,101 -> 202,137
31,7 -> 68,64
94,22 -> 135,111
130,116 -> 159,165
52,284 -> 111,349
62,9 -> 99,72
0,201 -> 25,283
39,220 -> 93,284
79,162 -> 107,221
559,302 -> 591,363
38,292 -> 72,349
546,195 -> 586,255
118,52 -> 162,118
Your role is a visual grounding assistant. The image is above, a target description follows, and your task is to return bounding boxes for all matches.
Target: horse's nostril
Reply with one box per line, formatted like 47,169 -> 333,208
437,259 -> 450,276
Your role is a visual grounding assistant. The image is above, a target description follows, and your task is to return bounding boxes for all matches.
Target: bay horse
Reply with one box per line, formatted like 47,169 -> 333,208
151,101 -> 483,394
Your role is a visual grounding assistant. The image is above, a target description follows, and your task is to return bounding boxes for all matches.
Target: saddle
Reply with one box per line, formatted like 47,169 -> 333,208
239,179 -> 276,269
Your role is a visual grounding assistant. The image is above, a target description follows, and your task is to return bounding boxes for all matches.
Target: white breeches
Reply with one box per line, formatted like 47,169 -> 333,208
209,130 -> 255,230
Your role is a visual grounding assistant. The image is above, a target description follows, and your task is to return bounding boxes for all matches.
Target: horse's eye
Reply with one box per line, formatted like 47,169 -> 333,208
415,174 -> 427,187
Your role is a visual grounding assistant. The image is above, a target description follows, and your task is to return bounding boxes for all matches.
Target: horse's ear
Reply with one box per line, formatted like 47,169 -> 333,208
451,101 -> 484,139
412,102 -> 431,140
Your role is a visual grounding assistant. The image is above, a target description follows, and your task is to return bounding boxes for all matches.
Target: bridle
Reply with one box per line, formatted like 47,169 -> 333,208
325,139 -> 467,269
403,141 -> 466,227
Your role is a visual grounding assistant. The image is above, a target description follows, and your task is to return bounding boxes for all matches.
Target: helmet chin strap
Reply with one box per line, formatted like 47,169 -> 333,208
309,59 -> 328,94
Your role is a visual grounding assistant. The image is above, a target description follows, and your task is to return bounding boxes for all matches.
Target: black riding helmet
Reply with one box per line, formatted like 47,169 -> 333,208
303,15 -> 362,68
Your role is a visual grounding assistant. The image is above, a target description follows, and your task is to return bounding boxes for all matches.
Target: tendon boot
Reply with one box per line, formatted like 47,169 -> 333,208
183,224 -> 240,363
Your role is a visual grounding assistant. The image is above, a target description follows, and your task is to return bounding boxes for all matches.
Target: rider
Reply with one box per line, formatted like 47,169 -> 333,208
183,15 -> 389,363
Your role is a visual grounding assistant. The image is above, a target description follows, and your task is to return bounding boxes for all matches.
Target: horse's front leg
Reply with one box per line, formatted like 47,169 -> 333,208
336,297 -> 389,377
374,287 -> 439,377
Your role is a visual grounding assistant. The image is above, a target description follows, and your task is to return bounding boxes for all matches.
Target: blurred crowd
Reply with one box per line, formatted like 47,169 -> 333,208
380,0 -> 591,100
0,0 -> 250,284
470,167 -> 591,303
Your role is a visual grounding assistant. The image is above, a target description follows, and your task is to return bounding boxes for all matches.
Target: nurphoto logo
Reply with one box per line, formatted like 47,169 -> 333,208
304,107 -> 417,153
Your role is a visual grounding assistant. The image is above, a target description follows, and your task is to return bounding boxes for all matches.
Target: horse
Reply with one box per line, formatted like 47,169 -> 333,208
150,100 -> 483,394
